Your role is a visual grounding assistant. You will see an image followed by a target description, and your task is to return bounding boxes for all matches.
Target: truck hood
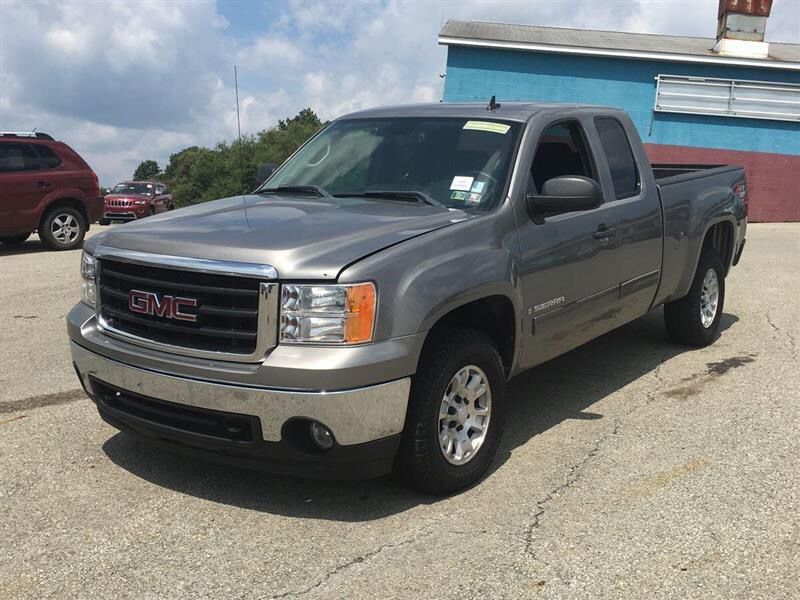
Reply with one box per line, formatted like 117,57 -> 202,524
86,193 -> 468,280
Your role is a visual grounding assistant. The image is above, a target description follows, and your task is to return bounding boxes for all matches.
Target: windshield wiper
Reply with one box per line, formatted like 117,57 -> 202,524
336,190 -> 444,208
258,185 -> 332,198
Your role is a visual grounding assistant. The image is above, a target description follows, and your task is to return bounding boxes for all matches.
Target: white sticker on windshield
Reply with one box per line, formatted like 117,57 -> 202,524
450,176 -> 474,191
146,184 -> 153,188
463,121 -> 511,134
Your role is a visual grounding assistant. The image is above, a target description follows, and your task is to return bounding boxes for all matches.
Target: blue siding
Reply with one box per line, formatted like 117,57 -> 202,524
443,46 -> 800,156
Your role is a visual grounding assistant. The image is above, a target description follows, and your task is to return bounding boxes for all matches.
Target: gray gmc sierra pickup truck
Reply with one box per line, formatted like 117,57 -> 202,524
68,103 -> 747,494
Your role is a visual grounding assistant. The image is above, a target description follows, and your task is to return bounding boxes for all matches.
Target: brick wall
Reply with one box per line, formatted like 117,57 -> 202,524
645,144 -> 799,222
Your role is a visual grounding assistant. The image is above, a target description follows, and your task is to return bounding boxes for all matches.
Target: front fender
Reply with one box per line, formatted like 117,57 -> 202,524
340,211 -> 524,371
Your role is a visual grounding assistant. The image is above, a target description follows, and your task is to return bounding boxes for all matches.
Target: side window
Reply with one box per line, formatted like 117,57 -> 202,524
530,121 -> 596,193
34,145 -> 62,169
0,143 -> 41,172
155,185 -> 165,194
595,118 -> 640,199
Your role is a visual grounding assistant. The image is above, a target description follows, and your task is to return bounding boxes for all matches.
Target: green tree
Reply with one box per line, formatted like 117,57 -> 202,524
159,108 -> 326,208
133,159 -> 161,181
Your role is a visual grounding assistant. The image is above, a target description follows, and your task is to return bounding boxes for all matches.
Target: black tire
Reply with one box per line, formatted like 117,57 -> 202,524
39,206 -> 87,251
148,206 -> 155,217
664,250 -> 725,347
398,329 -> 507,495
0,233 -> 31,246
98,218 -> 110,226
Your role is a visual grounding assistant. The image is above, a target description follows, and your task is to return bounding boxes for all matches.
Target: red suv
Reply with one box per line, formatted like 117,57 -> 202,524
101,181 -> 173,224
0,132 -> 103,251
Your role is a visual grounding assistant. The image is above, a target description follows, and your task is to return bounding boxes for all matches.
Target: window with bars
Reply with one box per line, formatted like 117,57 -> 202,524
654,74 -> 800,123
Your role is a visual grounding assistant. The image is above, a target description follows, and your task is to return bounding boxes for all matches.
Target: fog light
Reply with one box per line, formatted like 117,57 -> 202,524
309,422 -> 334,451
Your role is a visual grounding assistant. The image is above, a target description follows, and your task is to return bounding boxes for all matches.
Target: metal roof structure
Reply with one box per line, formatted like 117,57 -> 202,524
341,101 -> 616,122
439,20 -> 800,71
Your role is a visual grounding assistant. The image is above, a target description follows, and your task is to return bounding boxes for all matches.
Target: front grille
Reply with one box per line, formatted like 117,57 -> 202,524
91,377 -> 260,443
107,199 -> 132,207
98,258 -> 262,355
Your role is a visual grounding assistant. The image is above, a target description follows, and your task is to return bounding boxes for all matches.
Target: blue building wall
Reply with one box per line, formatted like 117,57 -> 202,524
443,46 -> 800,156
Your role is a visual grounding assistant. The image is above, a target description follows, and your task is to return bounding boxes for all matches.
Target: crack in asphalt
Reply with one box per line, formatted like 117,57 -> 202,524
523,417 -> 621,563
269,533 -> 433,599
0,389 -> 87,414
270,528 -> 518,599
523,350 -> 672,572
766,314 -> 798,359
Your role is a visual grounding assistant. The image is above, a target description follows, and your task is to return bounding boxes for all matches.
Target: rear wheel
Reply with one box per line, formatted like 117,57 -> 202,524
39,207 -> 86,251
398,329 -> 506,495
0,233 -> 31,246
664,250 -> 725,347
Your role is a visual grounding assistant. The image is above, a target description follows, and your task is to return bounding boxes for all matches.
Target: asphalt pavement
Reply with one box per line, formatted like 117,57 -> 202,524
1,224 -> 798,599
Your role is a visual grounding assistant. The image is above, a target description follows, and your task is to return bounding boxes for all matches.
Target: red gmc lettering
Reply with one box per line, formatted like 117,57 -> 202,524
128,289 -> 198,322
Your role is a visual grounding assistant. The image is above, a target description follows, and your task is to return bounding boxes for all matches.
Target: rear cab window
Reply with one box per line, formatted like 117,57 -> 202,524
34,145 -> 63,169
594,117 -> 640,199
0,143 -> 41,172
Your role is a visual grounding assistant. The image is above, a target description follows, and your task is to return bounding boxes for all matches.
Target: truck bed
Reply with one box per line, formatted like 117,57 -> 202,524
652,163 -> 731,183
651,163 -> 746,309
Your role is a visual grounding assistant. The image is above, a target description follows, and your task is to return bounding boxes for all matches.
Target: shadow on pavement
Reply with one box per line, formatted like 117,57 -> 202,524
102,309 -> 739,521
0,239 -> 50,256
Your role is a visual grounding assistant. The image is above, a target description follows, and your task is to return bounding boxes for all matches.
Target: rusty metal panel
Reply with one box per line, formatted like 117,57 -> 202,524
718,0 -> 773,17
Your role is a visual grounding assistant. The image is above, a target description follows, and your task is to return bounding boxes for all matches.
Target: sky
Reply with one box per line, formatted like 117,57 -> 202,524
1,0 -> 798,186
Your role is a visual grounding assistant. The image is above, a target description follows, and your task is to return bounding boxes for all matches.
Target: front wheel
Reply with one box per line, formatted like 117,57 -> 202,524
39,207 -> 87,251
664,250 -> 726,346
398,329 -> 506,495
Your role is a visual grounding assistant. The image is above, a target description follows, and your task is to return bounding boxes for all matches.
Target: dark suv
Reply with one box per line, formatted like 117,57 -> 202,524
0,132 -> 103,250
101,181 -> 173,224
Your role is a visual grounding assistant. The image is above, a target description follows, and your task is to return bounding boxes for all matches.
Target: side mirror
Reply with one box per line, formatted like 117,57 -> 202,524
526,175 -> 603,217
257,163 -> 277,185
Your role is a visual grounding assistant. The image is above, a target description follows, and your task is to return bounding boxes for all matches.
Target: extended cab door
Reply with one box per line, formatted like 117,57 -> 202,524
590,116 -> 662,322
513,115 -> 624,369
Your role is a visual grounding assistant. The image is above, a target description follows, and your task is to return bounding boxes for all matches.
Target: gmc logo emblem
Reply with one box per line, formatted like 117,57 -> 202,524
128,289 -> 198,322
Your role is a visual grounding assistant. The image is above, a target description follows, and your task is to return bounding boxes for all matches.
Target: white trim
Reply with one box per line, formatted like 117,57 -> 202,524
438,36 -> 800,72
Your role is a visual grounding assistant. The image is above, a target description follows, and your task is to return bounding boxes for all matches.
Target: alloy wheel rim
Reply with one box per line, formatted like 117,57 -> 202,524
51,213 -> 80,244
438,365 -> 492,466
700,268 -> 719,328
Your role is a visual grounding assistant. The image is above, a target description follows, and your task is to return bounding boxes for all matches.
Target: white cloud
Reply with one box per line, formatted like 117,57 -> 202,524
237,36 -> 304,68
1,0 -> 797,186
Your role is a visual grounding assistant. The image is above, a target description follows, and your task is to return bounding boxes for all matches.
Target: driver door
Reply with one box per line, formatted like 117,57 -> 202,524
515,118 -> 623,369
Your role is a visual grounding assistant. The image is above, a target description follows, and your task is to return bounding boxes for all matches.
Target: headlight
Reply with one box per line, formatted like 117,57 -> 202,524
280,282 -> 376,344
80,251 -> 96,307
134,199 -> 147,205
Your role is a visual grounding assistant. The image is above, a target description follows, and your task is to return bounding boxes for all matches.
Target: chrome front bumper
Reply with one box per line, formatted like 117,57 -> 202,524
70,341 -> 410,445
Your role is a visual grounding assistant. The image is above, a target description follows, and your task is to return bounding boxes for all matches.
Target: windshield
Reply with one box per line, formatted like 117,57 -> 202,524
263,117 -> 522,210
111,183 -> 152,195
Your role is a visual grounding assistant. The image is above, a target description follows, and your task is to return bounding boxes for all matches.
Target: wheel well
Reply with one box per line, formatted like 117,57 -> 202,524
423,295 -> 516,376
703,222 -> 734,275
40,199 -> 88,228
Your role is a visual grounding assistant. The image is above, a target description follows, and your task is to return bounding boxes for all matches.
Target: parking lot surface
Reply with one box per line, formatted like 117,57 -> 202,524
1,224 -> 798,599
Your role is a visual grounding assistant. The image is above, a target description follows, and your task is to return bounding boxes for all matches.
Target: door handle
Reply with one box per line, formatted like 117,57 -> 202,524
593,224 -> 617,240
35,181 -> 52,188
